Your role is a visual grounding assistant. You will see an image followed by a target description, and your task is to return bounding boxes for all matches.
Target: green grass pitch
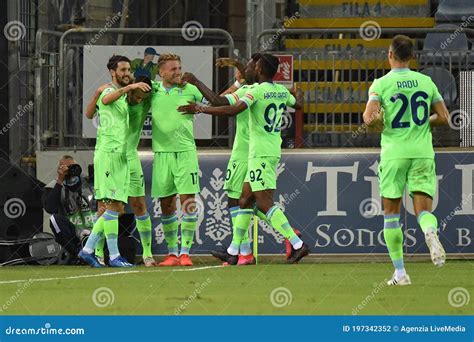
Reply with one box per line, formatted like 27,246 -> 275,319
0,259 -> 472,315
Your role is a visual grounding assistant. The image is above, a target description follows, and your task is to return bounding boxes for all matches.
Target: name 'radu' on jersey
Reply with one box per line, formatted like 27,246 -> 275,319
368,69 -> 444,161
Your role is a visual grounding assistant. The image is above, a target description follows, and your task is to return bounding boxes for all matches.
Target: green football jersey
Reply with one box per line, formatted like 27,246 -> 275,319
240,82 -> 296,158
126,96 -> 151,159
150,81 -> 203,152
95,85 -> 129,154
369,68 -> 443,160
224,84 -> 256,161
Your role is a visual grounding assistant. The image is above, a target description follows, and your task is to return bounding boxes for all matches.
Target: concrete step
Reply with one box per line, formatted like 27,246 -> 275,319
298,81 -> 371,103
304,103 -> 366,113
297,0 -> 430,18
294,58 -> 418,70
285,38 -> 416,53
287,17 -> 435,28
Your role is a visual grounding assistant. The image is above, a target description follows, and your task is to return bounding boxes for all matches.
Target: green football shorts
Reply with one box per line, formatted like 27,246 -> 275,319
94,150 -> 130,203
379,158 -> 437,199
224,159 -> 248,199
151,150 -> 200,198
128,154 -> 145,197
247,157 -> 279,192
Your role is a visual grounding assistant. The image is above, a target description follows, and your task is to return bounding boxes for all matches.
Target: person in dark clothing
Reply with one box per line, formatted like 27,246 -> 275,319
42,155 -> 101,263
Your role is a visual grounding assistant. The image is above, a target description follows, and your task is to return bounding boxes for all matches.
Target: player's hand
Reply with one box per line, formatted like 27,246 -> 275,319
370,113 -> 384,130
129,82 -> 151,92
366,109 -> 384,130
96,201 -> 106,217
216,58 -> 238,68
181,72 -> 198,85
96,83 -> 109,96
289,84 -> 302,96
178,101 -> 204,114
290,84 -> 304,103
372,119 -> 384,131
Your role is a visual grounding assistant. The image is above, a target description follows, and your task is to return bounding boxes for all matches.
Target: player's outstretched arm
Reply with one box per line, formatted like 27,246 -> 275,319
363,99 -> 383,126
216,57 -> 246,77
178,101 -> 247,117
181,72 -> 229,106
101,82 -> 151,105
85,84 -> 109,119
220,84 -> 239,96
430,100 -> 449,127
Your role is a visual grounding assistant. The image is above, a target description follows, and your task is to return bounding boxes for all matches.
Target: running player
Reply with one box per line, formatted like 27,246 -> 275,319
179,54 -> 309,264
362,35 -> 449,285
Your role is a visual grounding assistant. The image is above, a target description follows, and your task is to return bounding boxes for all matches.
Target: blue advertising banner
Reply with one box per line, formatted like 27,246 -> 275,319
136,151 -> 474,255
0,315 -> 473,342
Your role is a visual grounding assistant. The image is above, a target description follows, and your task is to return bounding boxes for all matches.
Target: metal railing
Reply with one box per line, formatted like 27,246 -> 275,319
34,30 -> 63,152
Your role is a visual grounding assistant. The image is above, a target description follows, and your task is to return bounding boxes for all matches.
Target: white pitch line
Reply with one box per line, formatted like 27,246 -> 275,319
0,265 -> 225,285
171,265 -> 225,272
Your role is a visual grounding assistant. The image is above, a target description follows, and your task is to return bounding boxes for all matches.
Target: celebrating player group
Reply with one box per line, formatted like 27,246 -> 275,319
79,35 -> 449,286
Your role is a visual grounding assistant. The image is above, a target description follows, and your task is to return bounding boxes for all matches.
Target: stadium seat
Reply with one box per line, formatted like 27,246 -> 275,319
420,67 -> 458,107
435,0 -> 474,23
423,24 -> 469,51
421,24 -> 469,65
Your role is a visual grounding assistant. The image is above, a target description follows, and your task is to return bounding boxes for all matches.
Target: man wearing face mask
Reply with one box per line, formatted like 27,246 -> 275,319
42,155 -> 99,263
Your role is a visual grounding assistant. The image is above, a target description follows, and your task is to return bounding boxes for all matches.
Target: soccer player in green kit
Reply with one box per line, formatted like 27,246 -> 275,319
150,53 -> 205,267
181,55 -> 260,265
181,55 -> 302,265
179,54 -> 309,264
84,75 -> 156,267
125,76 -> 157,266
363,35 -> 449,285
80,56 -> 151,268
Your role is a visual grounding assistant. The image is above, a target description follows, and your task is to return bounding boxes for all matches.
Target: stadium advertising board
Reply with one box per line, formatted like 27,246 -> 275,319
135,151 -> 474,255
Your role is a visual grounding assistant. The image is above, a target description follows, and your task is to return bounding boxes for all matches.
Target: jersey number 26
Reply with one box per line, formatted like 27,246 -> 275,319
390,91 -> 429,128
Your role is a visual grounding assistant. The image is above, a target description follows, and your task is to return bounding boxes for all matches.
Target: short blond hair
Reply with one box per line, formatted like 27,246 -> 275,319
158,53 -> 181,68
